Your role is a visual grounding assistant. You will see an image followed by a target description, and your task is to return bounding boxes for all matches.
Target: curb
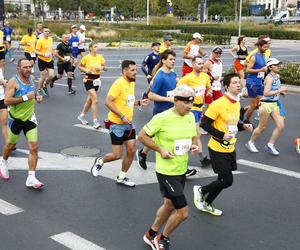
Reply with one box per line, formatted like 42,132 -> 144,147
283,84 -> 300,94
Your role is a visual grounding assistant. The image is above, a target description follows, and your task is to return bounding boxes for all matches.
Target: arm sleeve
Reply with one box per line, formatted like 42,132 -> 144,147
200,115 -> 224,140
141,55 -> 149,76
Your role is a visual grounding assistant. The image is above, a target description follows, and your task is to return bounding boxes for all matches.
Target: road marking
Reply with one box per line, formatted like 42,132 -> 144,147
0,199 -> 24,216
73,124 -> 109,134
238,159 -> 300,179
8,149 -> 244,185
50,232 -> 105,250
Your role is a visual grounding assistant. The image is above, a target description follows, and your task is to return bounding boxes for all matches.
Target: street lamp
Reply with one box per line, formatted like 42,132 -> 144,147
238,0 -> 242,36
147,0 -> 149,25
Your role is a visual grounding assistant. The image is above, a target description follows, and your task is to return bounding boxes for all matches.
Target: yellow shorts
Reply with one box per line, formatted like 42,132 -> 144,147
260,101 -> 279,114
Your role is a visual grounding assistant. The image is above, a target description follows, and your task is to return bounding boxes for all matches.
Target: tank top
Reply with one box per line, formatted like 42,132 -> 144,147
184,43 -> 200,67
10,75 -> 35,121
209,59 -> 223,91
262,73 -> 281,101
237,46 -> 248,59
246,52 -> 266,85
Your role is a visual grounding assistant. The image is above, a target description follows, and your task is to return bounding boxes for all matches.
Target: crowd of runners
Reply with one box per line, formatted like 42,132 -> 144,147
0,20 -> 293,250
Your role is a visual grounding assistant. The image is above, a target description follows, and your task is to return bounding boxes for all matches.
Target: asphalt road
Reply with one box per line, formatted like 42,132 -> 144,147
0,46 -> 299,250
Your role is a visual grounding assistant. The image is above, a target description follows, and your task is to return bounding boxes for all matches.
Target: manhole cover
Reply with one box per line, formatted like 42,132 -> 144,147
60,146 -> 100,157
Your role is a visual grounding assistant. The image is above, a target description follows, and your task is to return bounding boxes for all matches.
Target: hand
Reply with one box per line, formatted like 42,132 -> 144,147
279,87 -> 286,95
190,144 -> 200,155
44,53 -> 52,59
167,96 -> 174,103
243,123 -> 253,132
36,95 -> 43,103
223,133 -> 233,141
159,148 -> 174,159
121,116 -> 131,124
206,88 -> 213,97
146,75 -> 152,80
140,99 -> 151,106
27,92 -> 35,100
262,66 -> 268,72
241,87 -> 248,97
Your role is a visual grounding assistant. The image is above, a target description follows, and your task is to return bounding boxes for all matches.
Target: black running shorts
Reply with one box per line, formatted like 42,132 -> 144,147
38,58 -> 54,71
57,62 -> 72,75
208,147 -> 237,175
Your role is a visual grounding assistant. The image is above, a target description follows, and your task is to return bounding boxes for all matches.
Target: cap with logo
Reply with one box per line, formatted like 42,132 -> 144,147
266,58 -> 281,67
79,25 -> 86,31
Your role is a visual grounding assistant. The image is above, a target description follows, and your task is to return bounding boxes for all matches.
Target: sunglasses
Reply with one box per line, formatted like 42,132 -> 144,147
214,51 -> 222,55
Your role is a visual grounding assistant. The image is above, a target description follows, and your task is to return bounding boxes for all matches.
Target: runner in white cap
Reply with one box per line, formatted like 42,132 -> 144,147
77,25 -> 87,57
182,32 -> 208,76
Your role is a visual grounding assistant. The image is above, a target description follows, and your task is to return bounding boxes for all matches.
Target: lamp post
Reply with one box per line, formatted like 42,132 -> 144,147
0,0 -> 4,22
147,0 -> 149,25
238,0 -> 243,36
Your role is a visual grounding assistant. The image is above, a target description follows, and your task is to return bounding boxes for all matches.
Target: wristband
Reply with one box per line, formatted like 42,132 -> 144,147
22,95 -> 28,101
138,100 -> 141,106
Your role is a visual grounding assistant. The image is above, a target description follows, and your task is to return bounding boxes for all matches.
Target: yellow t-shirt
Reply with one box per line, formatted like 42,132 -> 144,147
159,44 -> 171,54
36,37 -> 53,62
0,31 -> 5,52
107,77 -> 135,124
21,34 -> 37,53
246,48 -> 271,63
205,96 -> 240,153
177,72 -> 211,111
80,54 -> 106,75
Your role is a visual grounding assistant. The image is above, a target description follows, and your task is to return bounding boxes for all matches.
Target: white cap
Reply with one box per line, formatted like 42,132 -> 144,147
266,58 -> 281,67
79,25 -> 86,31
193,32 -> 203,40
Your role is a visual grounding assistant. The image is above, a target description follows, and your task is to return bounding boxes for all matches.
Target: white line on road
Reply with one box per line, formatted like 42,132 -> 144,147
237,159 -> 300,179
73,124 -> 109,134
0,198 -> 24,216
50,232 -> 106,250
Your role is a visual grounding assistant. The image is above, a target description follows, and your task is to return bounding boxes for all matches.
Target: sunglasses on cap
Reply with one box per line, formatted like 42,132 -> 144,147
174,96 -> 194,103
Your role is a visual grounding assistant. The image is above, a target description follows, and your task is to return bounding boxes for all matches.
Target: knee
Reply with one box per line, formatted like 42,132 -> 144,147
178,207 -> 189,221
112,152 -> 122,160
29,144 -> 39,155
127,146 -> 136,157
258,124 -> 267,132
277,123 -> 284,131
221,175 -> 233,189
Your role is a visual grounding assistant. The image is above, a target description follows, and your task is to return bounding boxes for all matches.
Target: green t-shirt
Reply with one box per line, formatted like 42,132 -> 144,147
143,109 -> 197,176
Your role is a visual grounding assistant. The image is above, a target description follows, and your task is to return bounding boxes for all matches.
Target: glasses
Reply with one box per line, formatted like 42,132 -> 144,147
214,52 -> 222,55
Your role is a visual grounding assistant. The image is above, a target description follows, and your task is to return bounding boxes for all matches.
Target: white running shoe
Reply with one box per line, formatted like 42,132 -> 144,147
193,185 -> 205,210
0,159 -> 9,180
265,144 -> 279,156
200,127 -> 208,135
245,141 -> 259,153
200,202 -> 223,216
116,176 -> 136,187
91,157 -> 104,177
25,176 -> 44,189
77,115 -> 88,125
93,120 -> 102,129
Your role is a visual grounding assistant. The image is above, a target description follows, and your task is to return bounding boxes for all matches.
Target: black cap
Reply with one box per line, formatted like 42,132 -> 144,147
28,27 -> 33,33
152,42 -> 161,47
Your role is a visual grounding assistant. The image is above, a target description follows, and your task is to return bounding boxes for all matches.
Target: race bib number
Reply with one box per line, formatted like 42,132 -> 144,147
257,72 -> 265,79
64,56 -> 70,61
212,81 -> 221,91
6,35 -> 11,42
166,90 -> 174,98
30,112 -> 38,125
72,42 -> 79,48
240,60 -> 245,65
126,94 -> 135,108
93,78 -> 101,87
194,86 -> 206,97
174,139 -> 192,156
30,52 -> 36,58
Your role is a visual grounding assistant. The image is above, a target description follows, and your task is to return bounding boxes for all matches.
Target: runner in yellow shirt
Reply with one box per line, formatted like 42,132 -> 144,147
35,26 -> 55,96
90,60 -> 149,187
20,28 -> 37,73
159,34 -> 173,54
0,26 -> 5,77
77,42 -> 107,129
178,56 -> 211,168
245,35 -> 271,64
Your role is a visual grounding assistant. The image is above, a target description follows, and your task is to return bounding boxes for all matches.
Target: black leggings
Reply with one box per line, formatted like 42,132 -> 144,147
201,172 -> 233,204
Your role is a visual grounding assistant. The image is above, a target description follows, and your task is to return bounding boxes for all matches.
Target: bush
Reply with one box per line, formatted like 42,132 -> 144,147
280,63 -> 300,86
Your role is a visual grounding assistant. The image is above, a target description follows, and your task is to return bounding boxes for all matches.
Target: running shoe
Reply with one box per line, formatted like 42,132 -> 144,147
77,115 -> 89,125
185,168 -> 197,177
296,138 -> 300,155
38,88 -> 47,97
10,58 -> 15,63
136,149 -> 147,170
200,127 -> 208,135
93,120 -> 102,129
264,144 -> 279,156
143,230 -> 156,250
43,86 -> 49,96
91,157 -> 103,177
200,156 -> 211,167
154,234 -> 170,250
0,159 -> 9,180
25,176 -> 44,189
49,80 -> 54,88
116,176 -> 136,187
193,185 -> 205,210
200,202 -> 223,216
245,141 -> 259,153
68,88 -> 76,95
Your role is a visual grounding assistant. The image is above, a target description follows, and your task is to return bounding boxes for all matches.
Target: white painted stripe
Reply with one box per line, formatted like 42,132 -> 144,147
50,231 -> 106,250
237,159 -> 300,179
0,199 -> 24,215
54,82 -> 77,88
73,124 -> 109,134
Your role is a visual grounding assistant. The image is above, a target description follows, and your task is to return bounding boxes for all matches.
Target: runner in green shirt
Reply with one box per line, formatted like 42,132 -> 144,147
139,84 -> 200,249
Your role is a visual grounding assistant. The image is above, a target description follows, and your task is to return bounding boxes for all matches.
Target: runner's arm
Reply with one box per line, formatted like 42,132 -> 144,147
228,45 -> 238,58
4,79 -> 34,105
200,115 -> 224,140
246,55 -> 266,74
105,95 -> 124,118
54,49 -> 65,61
138,129 -> 162,153
148,91 -> 173,103
199,47 -> 208,57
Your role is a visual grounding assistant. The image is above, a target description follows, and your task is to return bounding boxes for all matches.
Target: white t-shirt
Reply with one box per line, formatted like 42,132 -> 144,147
210,60 -> 223,91
77,31 -> 85,49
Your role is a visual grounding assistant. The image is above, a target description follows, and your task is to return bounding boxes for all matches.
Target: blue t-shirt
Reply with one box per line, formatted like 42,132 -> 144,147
69,34 -> 80,55
151,69 -> 177,115
2,27 -> 14,42
142,52 -> 160,75
246,52 -> 266,86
